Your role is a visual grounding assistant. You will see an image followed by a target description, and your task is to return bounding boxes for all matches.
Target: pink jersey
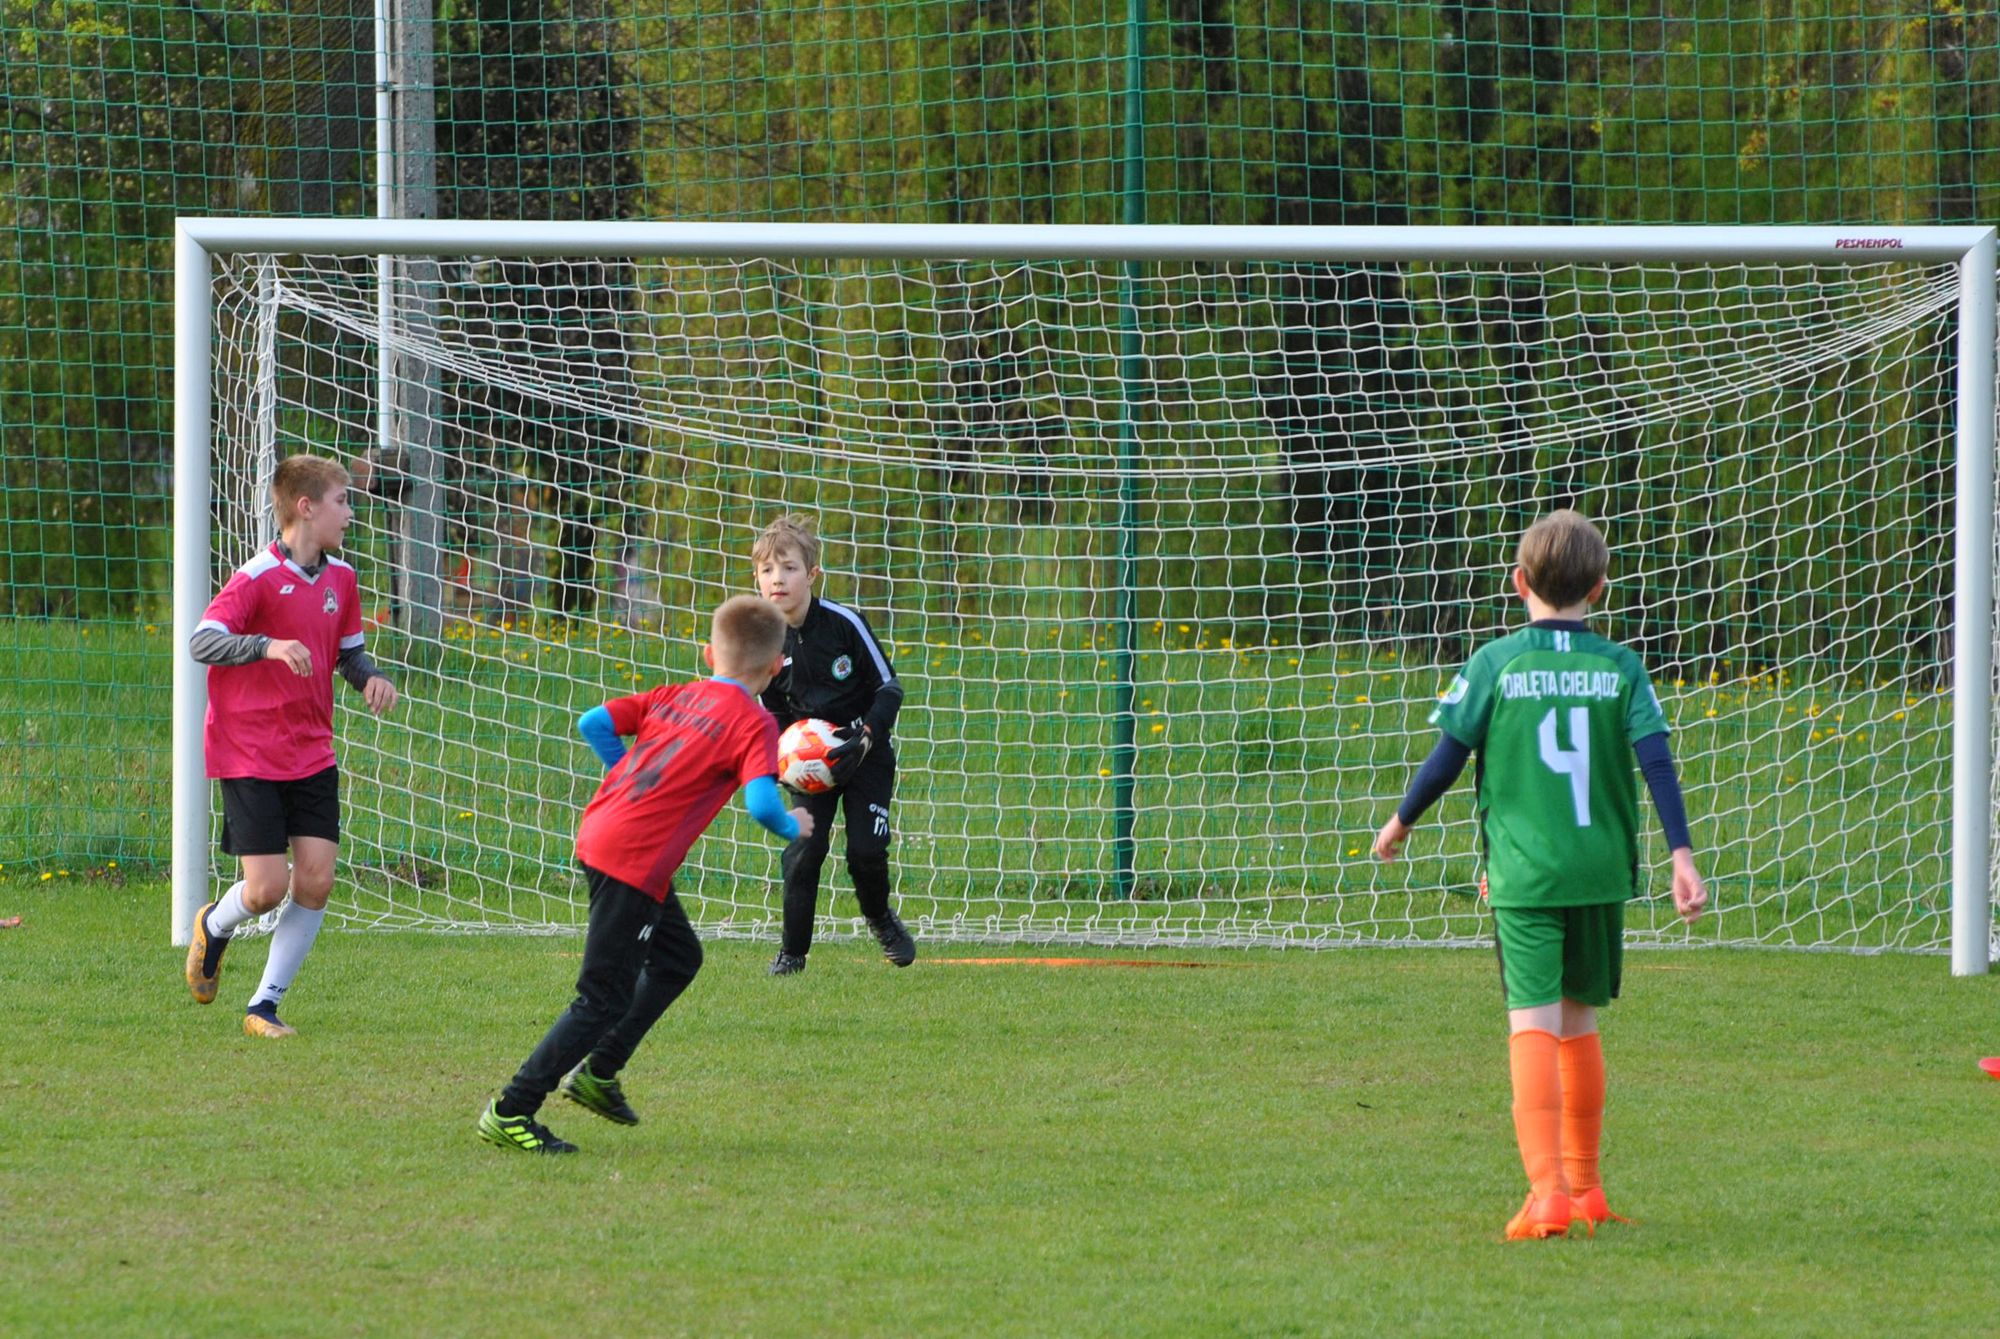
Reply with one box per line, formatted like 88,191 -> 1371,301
197,543 -> 365,780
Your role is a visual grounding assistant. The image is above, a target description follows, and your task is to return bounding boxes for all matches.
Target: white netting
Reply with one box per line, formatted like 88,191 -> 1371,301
205,248 -> 1981,950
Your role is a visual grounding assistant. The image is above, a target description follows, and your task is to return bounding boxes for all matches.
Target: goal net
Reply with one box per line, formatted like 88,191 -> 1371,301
175,224 -> 1998,964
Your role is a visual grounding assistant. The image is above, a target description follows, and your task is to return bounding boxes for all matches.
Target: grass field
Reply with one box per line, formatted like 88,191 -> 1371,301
1,878 -> 1997,1337
0,617 -> 1964,952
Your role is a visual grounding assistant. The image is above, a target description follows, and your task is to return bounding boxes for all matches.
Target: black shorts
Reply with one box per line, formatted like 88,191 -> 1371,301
219,766 -> 341,856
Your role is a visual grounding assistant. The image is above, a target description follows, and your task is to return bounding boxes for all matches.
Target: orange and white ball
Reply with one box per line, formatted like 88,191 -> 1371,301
777,717 -> 842,795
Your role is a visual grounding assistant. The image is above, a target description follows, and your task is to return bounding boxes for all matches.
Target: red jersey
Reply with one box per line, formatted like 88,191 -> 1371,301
197,543 -> 365,781
574,678 -> 781,900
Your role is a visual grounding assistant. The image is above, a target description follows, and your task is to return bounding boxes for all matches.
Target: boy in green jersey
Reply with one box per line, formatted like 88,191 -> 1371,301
1374,510 -> 1707,1240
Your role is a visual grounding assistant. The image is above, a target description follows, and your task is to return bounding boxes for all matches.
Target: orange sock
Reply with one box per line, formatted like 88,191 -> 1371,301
1509,1029 -> 1566,1200
1559,1032 -> 1606,1195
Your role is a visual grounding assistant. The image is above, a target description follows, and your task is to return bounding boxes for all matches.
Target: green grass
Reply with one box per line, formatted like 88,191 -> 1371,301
2,879 -> 1997,1336
0,617 -> 1963,950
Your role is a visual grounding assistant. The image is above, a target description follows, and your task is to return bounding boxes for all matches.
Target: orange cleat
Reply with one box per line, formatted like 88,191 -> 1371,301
1569,1186 -> 1633,1233
1504,1192 -> 1573,1241
184,901 -> 225,1004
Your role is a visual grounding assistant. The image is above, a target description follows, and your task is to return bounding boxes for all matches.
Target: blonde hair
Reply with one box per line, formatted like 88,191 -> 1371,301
751,513 -> 821,572
711,594 -> 787,675
271,454 -> 352,522
1517,510 -> 1609,608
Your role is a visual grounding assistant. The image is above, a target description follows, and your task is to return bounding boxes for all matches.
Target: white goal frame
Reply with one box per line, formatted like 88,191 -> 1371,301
172,220 -> 1999,973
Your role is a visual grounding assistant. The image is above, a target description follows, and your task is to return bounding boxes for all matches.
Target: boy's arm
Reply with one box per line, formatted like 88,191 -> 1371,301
1632,733 -> 1691,850
578,705 -> 627,769
335,643 -> 388,691
1374,733 -> 1473,861
188,626 -> 272,666
847,609 -> 903,739
740,774 -> 805,841
1634,732 -> 1707,922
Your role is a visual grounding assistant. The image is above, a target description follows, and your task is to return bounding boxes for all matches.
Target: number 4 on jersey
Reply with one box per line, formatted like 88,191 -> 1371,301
1537,707 -> 1592,827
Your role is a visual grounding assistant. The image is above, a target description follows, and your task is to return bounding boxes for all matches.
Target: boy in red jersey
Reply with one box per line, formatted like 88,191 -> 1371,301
477,594 -> 813,1154
182,454 -> 398,1038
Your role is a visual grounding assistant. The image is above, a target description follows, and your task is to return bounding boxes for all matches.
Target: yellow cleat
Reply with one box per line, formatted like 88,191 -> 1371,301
1504,1192 -> 1573,1241
242,1010 -> 296,1039
1569,1186 -> 1634,1233
185,901 -> 224,1004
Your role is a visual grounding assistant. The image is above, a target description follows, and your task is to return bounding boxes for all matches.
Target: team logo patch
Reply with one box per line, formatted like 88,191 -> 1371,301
279,583 -> 296,595
323,588 -> 338,616
831,654 -> 853,681
1439,675 -> 1470,706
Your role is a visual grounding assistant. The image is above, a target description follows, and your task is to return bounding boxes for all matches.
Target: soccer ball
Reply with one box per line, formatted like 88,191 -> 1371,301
777,717 -> 841,795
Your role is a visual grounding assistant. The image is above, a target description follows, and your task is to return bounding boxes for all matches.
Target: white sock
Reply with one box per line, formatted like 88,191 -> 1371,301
205,881 -> 254,938
248,901 -> 326,1014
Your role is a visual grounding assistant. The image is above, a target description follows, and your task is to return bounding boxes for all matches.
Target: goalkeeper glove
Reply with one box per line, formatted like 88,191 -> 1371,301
826,720 -> 873,786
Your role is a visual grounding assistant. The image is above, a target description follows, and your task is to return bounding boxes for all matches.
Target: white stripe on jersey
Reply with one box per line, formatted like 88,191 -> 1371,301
339,633 -> 366,650
239,550 -> 282,580
195,618 -> 233,635
819,599 -> 896,684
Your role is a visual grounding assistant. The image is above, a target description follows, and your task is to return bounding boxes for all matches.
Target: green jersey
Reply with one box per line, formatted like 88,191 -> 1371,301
1430,623 -> 1670,909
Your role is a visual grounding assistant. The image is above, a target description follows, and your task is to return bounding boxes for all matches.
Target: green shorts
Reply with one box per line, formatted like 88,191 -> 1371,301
1492,903 -> 1624,1011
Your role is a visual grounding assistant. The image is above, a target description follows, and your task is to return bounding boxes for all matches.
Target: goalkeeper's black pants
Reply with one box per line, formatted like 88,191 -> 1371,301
780,745 -> 896,957
499,864 -> 703,1118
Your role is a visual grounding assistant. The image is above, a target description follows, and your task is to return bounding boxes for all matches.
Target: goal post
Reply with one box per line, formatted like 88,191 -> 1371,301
172,221 -> 1997,973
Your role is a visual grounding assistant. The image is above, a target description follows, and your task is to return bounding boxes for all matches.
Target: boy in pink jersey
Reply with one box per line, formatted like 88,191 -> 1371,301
477,595 -> 812,1154
183,455 -> 398,1037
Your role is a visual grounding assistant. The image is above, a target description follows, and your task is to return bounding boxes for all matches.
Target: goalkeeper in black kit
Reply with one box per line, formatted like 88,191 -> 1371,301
751,513 -> 915,976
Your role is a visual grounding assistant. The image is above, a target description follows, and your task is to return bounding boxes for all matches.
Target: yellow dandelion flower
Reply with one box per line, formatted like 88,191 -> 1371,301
1894,711 -> 1905,721
457,811 -> 474,819
41,872 -> 52,881
1705,709 -> 1717,718
1099,768 -> 1111,777
57,869 -> 68,877
145,624 -> 157,634
108,861 -> 117,869
1347,848 -> 1359,857
1178,624 -> 1190,633
1150,723 -> 1164,734
1357,695 -> 1370,703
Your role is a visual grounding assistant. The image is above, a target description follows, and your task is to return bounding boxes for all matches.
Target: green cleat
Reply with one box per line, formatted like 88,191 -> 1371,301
477,1100 -> 577,1154
559,1060 -> 639,1126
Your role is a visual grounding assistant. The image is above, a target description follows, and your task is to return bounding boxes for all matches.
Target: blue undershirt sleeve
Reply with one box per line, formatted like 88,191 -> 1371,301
1633,731 -> 1693,852
741,774 -> 800,841
577,706 -> 626,770
1396,733 -> 1474,826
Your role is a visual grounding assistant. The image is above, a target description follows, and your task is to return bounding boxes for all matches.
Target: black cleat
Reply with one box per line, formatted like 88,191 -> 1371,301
867,910 -> 916,967
768,950 -> 808,976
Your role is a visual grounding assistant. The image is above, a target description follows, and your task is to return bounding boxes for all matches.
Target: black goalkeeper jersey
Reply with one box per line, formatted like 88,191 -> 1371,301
759,596 -> 905,742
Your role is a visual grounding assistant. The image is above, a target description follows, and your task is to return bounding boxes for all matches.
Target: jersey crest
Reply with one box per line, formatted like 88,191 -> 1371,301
322,588 -> 339,616
831,653 -> 853,681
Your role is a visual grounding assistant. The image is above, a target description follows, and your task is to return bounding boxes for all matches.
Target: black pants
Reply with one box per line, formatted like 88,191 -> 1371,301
500,865 -> 704,1118
781,744 -> 896,956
